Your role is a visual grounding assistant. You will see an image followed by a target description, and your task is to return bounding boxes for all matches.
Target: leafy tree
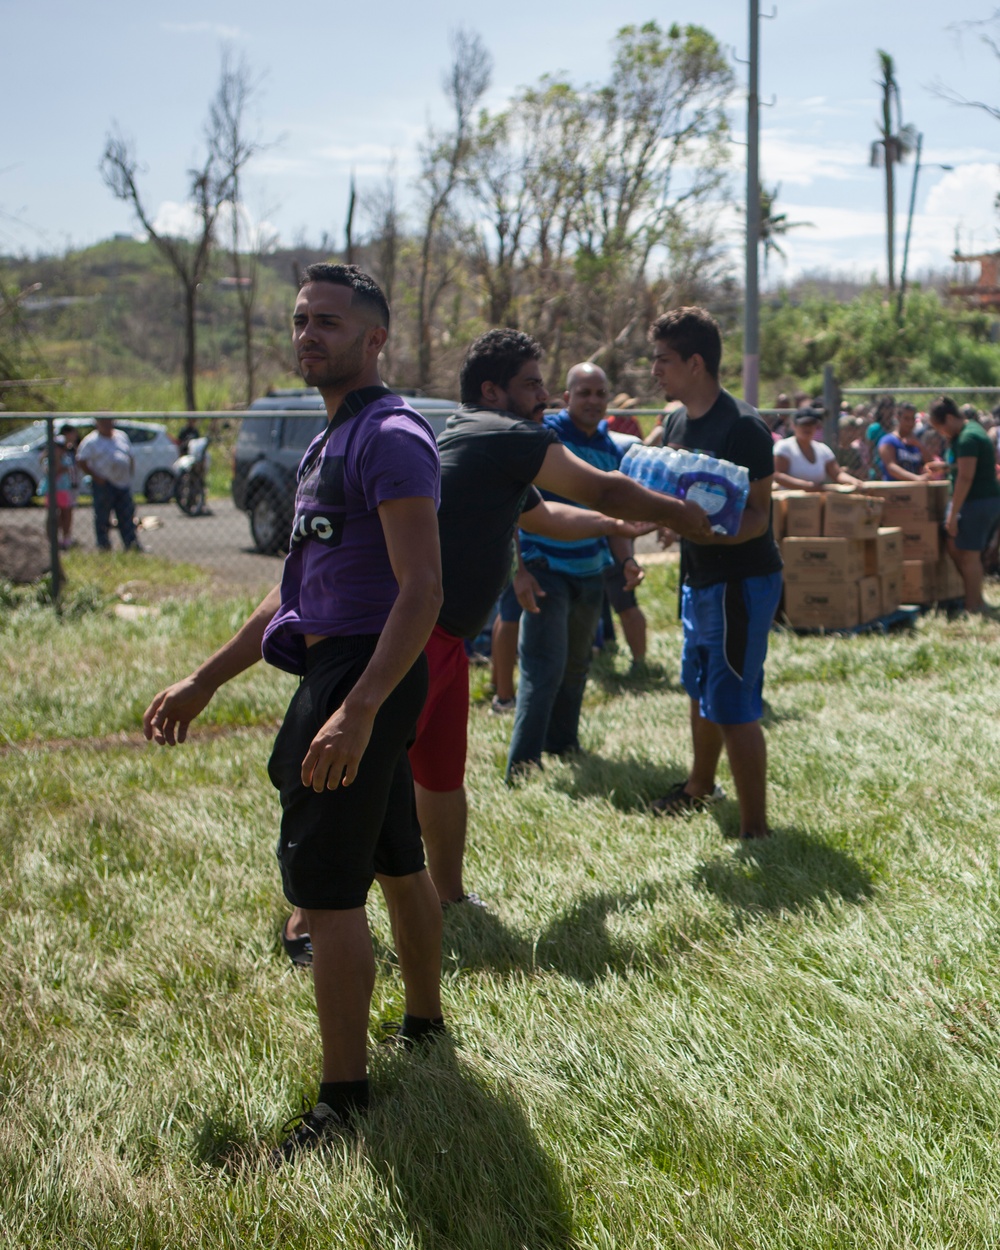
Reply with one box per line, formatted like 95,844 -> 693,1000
572,22 -> 734,381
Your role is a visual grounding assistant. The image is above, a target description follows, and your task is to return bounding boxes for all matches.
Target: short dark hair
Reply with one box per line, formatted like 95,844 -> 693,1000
299,263 -> 390,330
459,329 -> 542,405
648,307 -> 722,379
929,396 -> 961,425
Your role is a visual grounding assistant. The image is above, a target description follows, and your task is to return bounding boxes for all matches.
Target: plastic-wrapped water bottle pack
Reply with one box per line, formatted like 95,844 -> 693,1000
620,444 -> 750,536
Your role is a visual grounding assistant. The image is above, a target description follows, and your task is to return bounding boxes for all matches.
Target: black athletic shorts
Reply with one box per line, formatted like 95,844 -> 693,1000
267,634 -> 428,910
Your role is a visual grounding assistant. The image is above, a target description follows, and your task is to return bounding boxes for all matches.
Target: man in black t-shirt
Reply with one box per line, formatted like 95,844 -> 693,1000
650,307 -> 782,839
406,328 -> 713,905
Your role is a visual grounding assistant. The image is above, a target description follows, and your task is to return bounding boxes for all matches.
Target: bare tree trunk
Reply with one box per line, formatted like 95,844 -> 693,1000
182,281 -> 197,411
345,174 -> 357,265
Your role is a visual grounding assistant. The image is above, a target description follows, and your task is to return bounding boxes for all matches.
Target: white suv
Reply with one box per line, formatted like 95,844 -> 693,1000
0,418 -> 178,507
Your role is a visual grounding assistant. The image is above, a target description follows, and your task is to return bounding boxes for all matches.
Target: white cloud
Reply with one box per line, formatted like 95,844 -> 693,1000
147,199 -> 278,250
149,200 -> 201,240
924,162 -> 1000,245
758,132 -> 870,186
160,21 -> 245,39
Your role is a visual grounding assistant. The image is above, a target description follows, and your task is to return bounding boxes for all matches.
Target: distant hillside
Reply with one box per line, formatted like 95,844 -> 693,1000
3,237 -> 999,414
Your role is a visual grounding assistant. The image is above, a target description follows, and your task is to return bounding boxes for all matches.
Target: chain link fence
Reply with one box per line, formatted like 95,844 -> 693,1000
4,383 -> 1000,609
0,412 -> 299,603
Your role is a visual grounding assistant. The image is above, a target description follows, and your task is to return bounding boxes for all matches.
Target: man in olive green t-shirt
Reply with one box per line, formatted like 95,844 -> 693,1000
928,397 -> 1000,613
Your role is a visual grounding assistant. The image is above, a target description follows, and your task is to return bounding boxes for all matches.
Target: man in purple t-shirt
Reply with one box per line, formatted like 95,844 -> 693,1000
142,265 -> 445,1163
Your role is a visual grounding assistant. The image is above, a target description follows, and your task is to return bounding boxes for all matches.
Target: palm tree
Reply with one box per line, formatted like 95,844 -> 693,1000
758,184 -> 813,274
870,51 -> 917,295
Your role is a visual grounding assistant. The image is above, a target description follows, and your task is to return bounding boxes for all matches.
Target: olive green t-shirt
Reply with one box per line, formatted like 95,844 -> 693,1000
949,419 -> 1000,500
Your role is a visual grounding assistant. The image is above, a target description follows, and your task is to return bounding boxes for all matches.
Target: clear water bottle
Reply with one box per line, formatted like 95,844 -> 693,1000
620,443 -> 643,479
660,449 -> 681,496
646,450 -> 669,493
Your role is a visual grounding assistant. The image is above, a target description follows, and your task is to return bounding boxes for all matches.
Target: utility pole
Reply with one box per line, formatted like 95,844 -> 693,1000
896,132 -> 921,322
743,0 -> 760,408
882,70 -> 895,293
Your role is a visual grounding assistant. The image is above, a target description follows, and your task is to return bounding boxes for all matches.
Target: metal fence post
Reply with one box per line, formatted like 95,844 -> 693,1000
44,416 -> 63,612
822,364 -> 841,450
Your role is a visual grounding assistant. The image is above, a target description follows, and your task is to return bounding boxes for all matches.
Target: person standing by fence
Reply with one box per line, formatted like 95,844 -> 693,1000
77,416 -> 143,553
928,396 -> 1000,614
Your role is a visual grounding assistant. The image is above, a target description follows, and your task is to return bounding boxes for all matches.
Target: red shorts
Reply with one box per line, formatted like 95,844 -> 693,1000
408,624 -> 469,792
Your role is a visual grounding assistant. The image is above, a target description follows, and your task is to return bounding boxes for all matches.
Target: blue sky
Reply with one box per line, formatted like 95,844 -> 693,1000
3,0 -> 999,284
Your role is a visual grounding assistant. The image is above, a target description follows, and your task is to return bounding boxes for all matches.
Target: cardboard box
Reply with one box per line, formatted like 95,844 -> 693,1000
784,583 -> 860,630
926,481 -> 950,521
862,480 -> 948,523
879,571 -> 901,615
858,575 -> 881,622
782,537 -> 866,584
782,491 -> 824,537
899,521 -> 942,562
864,527 -> 903,576
901,559 -> 935,604
823,492 -> 884,539
935,554 -> 965,601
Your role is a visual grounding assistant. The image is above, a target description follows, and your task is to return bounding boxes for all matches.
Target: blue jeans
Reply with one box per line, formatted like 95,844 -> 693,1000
505,561 -> 606,778
92,480 -> 138,550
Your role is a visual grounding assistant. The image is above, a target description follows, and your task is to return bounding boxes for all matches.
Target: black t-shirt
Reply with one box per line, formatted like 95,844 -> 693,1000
662,389 -> 782,588
436,405 -> 558,638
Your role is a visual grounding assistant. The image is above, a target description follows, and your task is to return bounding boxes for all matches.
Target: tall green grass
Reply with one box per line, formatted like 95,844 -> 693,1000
2,566 -> 1000,1247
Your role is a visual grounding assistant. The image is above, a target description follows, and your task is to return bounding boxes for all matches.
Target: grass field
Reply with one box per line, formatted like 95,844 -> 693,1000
3,562 -> 1000,1248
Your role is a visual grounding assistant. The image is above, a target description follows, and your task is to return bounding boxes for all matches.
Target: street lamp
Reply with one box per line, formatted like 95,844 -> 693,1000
897,132 -> 953,321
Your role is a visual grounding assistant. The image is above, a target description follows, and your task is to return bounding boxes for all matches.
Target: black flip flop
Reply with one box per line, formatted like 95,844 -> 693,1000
281,919 -> 313,967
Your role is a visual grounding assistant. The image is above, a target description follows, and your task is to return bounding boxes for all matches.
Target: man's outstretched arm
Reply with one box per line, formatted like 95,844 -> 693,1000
143,583 -> 282,746
519,496 -> 655,542
533,443 -> 711,539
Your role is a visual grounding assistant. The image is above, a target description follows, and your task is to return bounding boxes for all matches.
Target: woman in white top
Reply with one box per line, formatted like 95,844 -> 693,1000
774,411 -> 863,491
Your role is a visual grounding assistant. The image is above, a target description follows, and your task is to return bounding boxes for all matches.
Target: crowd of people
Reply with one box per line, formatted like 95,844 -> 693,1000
132,262 -> 995,1165
761,392 -> 1000,611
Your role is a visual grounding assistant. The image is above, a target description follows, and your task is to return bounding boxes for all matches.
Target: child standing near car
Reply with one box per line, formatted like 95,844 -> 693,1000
41,423 -> 82,550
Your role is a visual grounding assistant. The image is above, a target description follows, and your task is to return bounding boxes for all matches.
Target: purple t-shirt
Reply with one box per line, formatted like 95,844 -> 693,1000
262,391 -> 441,675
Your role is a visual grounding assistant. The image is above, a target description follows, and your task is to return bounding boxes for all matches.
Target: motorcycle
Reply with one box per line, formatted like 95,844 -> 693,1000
173,435 -> 210,515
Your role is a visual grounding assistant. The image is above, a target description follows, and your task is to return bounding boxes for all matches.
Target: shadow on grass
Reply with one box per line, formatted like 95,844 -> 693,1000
759,700 -> 808,728
367,1042 -> 573,1249
533,880 -> 693,985
439,829 -> 875,986
586,654 -> 683,697
438,882 -> 692,984
193,1050 -> 573,1248
550,753 -> 691,814
192,1116 -> 257,1170
692,827 -> 874,914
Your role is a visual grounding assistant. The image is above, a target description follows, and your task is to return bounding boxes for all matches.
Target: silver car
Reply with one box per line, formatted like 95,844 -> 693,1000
0,418 -> 178,507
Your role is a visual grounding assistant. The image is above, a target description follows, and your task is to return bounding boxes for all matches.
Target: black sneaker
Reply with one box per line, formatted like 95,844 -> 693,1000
378,1018 -> 448,1052
270,1101 -> 350,1166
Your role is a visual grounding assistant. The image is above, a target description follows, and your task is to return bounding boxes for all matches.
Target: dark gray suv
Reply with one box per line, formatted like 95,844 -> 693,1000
231,388 -> 459,553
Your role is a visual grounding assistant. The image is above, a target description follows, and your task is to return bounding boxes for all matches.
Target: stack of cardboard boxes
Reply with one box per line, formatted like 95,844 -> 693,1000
774,489 -> 904,629
860,481 -> 962,604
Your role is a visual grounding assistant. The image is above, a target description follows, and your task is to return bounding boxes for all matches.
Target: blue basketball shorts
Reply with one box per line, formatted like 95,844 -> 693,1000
680,571 -> 783,725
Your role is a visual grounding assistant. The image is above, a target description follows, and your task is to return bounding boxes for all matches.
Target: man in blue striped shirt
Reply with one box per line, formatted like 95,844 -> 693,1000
506,363 -> 643,778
